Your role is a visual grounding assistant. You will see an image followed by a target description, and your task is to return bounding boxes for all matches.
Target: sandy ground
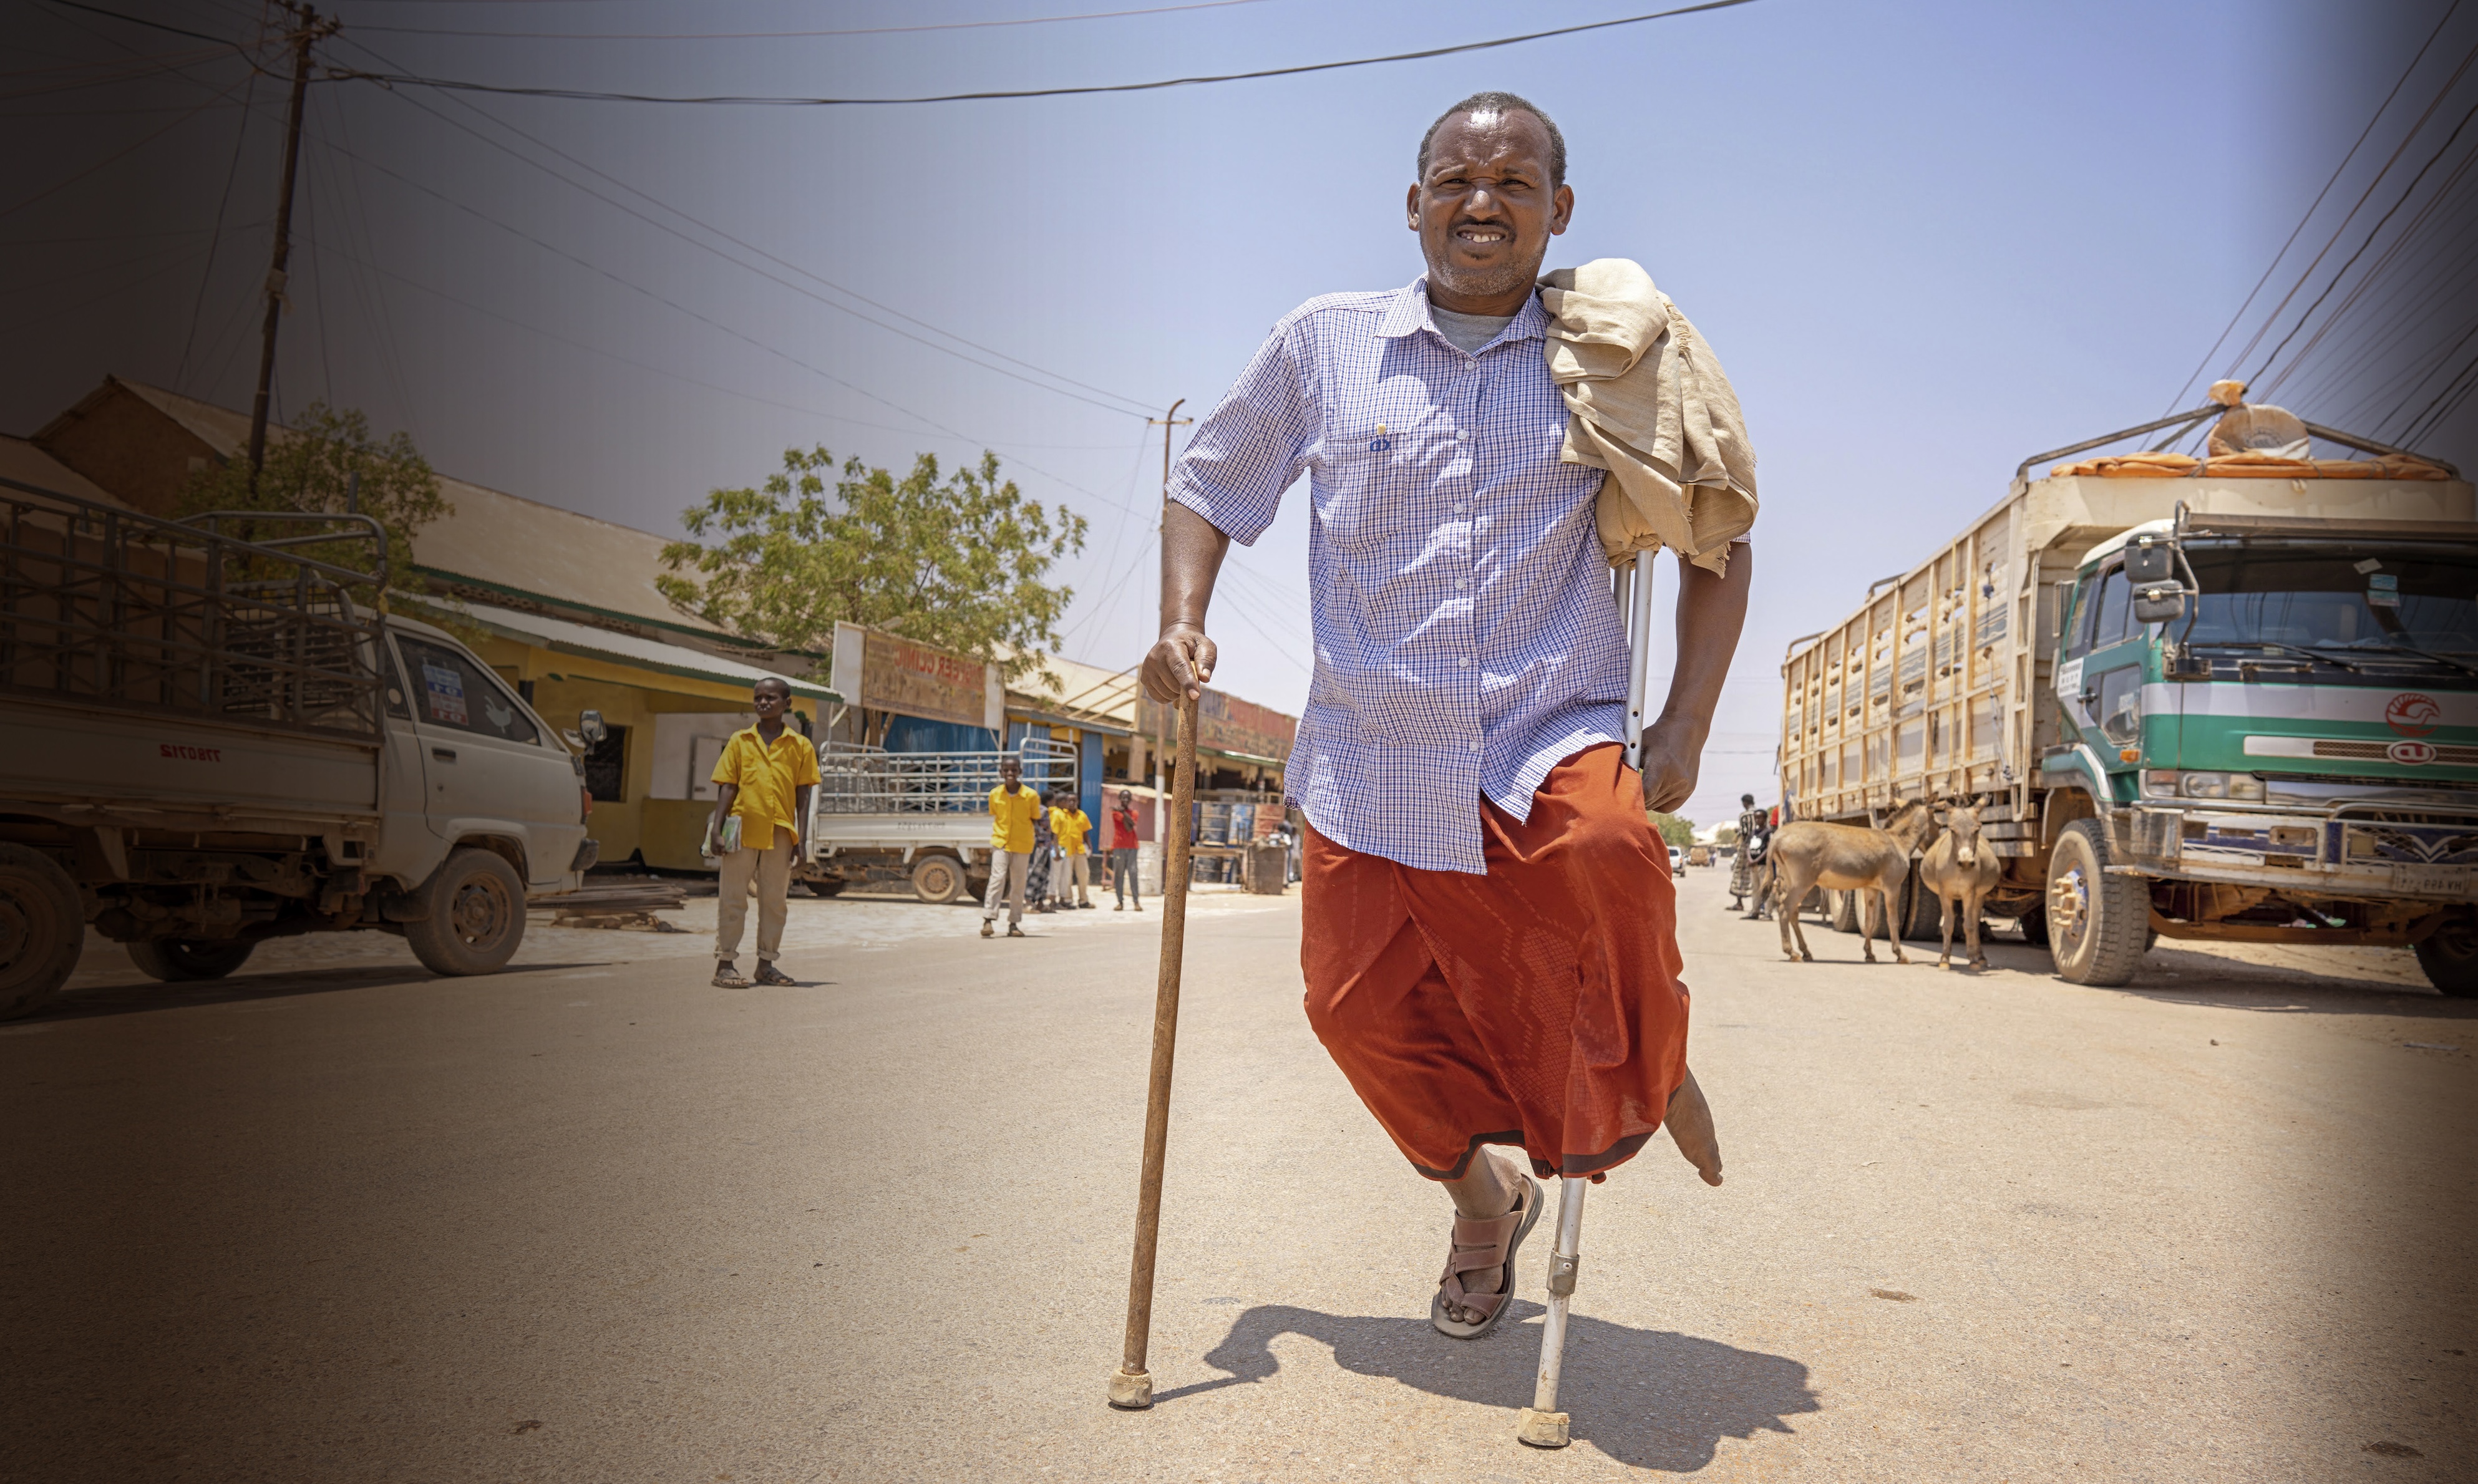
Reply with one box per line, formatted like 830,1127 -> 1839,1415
2,870 -> 2471,1482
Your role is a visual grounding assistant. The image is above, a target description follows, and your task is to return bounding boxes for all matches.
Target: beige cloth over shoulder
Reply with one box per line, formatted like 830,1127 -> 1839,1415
1538,259 -> 1759,575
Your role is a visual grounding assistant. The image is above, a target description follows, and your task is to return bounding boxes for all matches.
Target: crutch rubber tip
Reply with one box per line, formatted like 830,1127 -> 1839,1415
1516,1408 -> 1571,1448
1106,1367 -> 1154,1410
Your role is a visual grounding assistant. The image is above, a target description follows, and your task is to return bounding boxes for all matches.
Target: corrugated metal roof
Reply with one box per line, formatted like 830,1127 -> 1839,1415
435,599 -> 838,701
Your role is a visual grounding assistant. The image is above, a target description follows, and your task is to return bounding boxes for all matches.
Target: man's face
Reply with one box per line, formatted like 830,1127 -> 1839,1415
1407,108 -> 1572,311
1118,791 -> 1133,808
752,682 -> 789,719
1001,761 -> 1021,788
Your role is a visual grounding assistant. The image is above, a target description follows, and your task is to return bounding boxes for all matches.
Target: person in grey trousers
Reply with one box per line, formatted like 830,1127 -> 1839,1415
1108,788 -> 1144,911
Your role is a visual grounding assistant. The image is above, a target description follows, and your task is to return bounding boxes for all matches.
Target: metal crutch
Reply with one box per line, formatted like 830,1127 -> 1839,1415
1517,546 -> 1660,1450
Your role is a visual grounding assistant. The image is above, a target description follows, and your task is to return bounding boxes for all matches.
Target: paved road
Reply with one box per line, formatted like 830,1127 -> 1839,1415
4,872 -> 2471,1482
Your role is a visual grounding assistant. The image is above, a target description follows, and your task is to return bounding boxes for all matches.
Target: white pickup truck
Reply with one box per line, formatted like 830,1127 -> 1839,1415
0,482 -> 595,1019
804,739 -> 1080,902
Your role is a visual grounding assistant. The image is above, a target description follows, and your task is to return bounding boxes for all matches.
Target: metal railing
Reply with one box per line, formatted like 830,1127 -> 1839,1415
812,737 -> 1080,815
0,477 -> 387,739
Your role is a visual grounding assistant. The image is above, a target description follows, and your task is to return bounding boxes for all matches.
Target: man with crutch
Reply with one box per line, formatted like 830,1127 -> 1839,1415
1135,91 -> 1747,1445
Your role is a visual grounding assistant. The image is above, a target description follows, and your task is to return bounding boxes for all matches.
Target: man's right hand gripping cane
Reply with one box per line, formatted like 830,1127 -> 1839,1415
1140,503 -> 1230,705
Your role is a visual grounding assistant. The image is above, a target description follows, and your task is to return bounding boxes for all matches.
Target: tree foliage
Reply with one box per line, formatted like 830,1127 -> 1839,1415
1649,811 -> 1696,848
658,447 -> 1088,684
177,402 -> 449,598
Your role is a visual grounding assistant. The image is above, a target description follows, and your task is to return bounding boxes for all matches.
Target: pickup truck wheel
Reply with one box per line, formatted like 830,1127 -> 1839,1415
127,938 -> 257,982
406,848 -> 527,976
2045,820 -> 2149,986
0,843 -> 82,1021
2414,915 -> 2478,998
911,853 -> 965,905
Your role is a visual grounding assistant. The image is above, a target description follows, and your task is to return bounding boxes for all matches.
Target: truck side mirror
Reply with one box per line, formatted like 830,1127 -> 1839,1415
2125,537 -> 2176,584
2132,584 -> 2186,624
578,709 -> 610,745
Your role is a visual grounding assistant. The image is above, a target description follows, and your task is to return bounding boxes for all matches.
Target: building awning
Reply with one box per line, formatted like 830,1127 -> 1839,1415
1006,704 -> 1134,737
432,599 -> 839,702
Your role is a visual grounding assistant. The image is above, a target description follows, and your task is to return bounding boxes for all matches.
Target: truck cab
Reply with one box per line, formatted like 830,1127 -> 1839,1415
2042,513 -> 2478,989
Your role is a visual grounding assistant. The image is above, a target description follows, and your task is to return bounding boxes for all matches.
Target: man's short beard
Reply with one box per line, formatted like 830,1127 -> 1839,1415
1429,247 -> 1547,305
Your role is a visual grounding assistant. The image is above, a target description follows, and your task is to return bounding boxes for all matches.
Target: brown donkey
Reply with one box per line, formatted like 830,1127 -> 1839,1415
1769,800 -> 1937,965
1918,802 -> 2002,970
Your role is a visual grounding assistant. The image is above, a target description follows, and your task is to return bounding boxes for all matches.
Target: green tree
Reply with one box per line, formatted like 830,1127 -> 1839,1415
177,402 -> 449,598
658,446 -> 1087,686
1649,812 -> 1696,848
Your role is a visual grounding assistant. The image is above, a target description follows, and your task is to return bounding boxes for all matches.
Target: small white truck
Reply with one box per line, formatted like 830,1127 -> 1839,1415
0,482 -> 596,1019
803,739 -> 1080,903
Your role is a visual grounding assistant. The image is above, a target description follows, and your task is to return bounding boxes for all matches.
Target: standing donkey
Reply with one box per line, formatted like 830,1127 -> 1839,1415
1918,801 -> 2002,970
1769,800 -> 1938,966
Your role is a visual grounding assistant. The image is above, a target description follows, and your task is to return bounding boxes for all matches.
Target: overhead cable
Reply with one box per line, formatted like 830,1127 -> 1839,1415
351,0 -> 1268,41
321,1 -> 1759,105
2162,0 -> 2464,412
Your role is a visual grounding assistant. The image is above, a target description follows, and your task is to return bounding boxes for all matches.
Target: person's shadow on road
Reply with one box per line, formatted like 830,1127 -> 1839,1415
1157,1301 -> 1819,1471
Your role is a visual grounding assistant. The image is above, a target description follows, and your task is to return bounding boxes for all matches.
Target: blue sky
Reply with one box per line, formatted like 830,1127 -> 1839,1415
9,0 -> 2469,825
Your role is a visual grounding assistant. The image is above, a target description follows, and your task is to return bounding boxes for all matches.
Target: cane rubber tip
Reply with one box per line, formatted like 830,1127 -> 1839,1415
1516,1408 -> 1571,1448
1107,1367 -> 1154,1410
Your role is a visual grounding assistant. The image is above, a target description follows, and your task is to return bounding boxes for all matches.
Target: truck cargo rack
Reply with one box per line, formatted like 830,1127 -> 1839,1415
0,477 -> 389,740
812,737 -> 1079,815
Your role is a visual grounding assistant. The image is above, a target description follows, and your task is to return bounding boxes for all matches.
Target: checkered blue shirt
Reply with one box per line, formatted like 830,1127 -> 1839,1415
1170,276 -> 1630,875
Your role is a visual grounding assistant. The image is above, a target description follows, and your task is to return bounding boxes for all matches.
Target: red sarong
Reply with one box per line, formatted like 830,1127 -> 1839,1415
1301,743 -> 1689,1181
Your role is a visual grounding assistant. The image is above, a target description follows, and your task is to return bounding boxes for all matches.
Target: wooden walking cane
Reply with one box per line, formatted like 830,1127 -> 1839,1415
1517,547 -> 1662,1449
1108,689 -> 1199,1410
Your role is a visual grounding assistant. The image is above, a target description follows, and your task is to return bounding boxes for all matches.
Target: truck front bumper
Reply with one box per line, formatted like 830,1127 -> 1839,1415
2112,804 -> 2478,903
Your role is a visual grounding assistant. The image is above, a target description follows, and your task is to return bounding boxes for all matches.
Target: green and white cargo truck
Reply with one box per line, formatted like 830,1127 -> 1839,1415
1774,402 -> 2476,992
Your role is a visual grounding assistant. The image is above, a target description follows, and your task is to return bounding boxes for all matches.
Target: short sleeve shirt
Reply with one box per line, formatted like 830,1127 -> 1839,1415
712,725 -> 820,844
988,785 -> 1041,853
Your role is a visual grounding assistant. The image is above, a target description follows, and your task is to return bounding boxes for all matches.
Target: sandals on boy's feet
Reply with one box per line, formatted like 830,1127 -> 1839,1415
712,964 -> 751,988
753,963 -> 794,986
1431,1173 -> 1543,1340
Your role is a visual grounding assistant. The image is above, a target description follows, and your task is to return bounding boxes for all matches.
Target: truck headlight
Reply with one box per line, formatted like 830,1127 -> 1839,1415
2227,774 -> 2265,802
2180,771 -> 2228,798
2144,770 -> 2180,796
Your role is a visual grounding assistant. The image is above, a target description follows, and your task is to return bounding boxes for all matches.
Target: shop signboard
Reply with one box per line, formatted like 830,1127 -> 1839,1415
831,621 -> 1003,730
1139,686 -> 1296,765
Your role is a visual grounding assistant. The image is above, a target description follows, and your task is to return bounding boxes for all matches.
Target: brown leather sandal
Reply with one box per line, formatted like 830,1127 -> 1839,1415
754,963 -> 794,986
1431,1172 -> 1543,1339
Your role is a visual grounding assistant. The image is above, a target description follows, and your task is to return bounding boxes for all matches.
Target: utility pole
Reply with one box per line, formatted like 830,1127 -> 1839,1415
1145,399 -> 1192,841
246,2 -> 339,487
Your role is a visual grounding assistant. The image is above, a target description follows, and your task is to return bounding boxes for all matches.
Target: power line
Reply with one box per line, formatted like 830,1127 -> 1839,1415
351,0 -> 1269,41
2248,94 -> 2478,387
176,64 -> 262,386
0,66 -> 251,222
2162,0 -> 2464,412
329,32 -> 1159,417
323,1 -> 1759,105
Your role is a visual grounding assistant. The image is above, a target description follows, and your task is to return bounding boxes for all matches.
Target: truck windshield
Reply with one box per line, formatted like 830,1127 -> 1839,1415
2182,545 -> 2478,654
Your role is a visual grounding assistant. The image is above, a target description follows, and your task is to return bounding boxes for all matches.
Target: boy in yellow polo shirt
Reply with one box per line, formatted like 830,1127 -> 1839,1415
981,755 -> 1040,938
706,677 -> 819,987
1049,789 -> 1094,908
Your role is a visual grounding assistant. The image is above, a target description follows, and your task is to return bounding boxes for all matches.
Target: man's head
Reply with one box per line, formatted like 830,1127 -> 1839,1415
1117,789 -> 1134,809
1408,90 -> 1573,314
1742,793 -> 1756,809
1000,757 -> 1022,789
752,676 -> 791,719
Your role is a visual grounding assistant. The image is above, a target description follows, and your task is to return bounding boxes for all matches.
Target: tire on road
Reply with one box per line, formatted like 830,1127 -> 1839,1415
405,847 -> 527,976
1898,873 -> 1943,943
911,852 -> 966,905
2044,820 -> 2149,986
0,843 -> 82,1021
127,938 -> 258,982
2015,906 -> 2050,948
1830,889 -> 1861,934
2414,913 -> 2478,998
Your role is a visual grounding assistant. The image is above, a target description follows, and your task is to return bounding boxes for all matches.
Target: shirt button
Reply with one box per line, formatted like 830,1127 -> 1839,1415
1457,656 -> 1473,669
1455,578 -> 1471,591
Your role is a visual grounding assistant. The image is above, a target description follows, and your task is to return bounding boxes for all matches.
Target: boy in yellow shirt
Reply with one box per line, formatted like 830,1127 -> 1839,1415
706,677 -> 819,987
981,755 -> 1040,938
1049,789 -> 1095,908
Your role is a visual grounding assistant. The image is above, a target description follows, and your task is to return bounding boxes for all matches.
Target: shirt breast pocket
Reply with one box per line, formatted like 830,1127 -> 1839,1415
1314,422 -> 1416,552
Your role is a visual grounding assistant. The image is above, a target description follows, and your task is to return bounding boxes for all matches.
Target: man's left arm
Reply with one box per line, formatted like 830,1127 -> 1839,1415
1636,546 -> 1754,813
794,783 -> 813,855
